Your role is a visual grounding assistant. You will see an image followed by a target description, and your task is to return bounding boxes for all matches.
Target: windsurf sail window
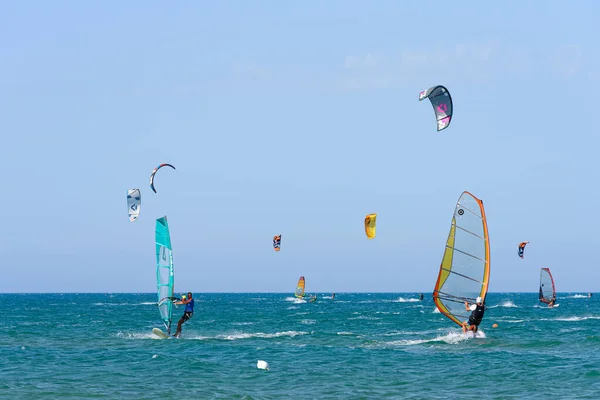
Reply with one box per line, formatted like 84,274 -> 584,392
419,85 -> 453,131
433,191 -> 491,327
273,235 -> 281,251
127,189 -> 141,223
156,216 -> 175,333
539,268 -> 556,303
365,214 -> 377,239
295,276 -> 305,298
518,241 -> 529,258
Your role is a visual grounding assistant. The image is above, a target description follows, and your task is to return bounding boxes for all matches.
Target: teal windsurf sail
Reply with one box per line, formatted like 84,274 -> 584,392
156,216 -> 175,334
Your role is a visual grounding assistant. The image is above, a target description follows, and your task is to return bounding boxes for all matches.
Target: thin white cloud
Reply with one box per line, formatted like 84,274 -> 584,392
338,41 -> 598,91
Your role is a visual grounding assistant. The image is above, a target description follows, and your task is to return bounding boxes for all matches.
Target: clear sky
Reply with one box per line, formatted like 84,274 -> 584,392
2,1 -> 599,293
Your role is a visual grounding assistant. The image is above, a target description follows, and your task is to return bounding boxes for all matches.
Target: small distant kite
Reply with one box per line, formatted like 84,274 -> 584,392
150,164 -> 176,193
273,235 -> 281,252
127,189 -> 141,223
518,241 -> 529,258
419,85 -> 453,131
365,214 -> 377,239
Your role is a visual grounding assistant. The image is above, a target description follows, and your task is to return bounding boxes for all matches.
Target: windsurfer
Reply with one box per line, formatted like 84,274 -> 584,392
418,293 -> 424,301
548,298 -> 556,308
173,292 -> 194,338
462,297 -> 485,334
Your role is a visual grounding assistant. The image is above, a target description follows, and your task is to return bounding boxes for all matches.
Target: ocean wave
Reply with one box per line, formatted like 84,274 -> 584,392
393,297 -> 421,303
490,301 -> 517,308
383,330 -> 486,346
212,331 -> 309,341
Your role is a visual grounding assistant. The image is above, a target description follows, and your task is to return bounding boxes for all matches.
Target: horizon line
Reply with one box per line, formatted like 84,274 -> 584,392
0,291 -> 593,295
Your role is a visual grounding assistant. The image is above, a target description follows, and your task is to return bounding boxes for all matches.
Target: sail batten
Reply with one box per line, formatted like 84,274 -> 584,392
454,225 -> 486,240
433,191 -> 491,327
156,216 -> 175,334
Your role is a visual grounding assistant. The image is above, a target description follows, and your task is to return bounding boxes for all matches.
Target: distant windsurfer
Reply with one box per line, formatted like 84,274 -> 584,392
309,294 -> 317,303
173,292 -> 194,338
589,293 -> 593,298
462,297 -> 485,334
331,293 -> 335,299
418,293 -> 424,301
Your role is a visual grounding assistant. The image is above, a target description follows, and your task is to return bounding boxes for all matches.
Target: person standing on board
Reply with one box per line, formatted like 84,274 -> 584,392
462,297 -> 485,334
173,292 -> 194,338
548,297 -> 556,308
418,293 -> 424,301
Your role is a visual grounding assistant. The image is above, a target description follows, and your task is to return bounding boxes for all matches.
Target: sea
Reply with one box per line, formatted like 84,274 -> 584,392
1,292 -> 599,399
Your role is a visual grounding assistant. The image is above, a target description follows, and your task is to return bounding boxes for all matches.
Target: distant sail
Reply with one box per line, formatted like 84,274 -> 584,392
273,235 -> 281,252
127,189 -> 141,223
419,85 -> 453,131
539,268 -> 556,304
156,216 -> 175,334
295,276 -> 306,298
365,214 -> 377,239
517,241 -> 529,258
433,191 -> 491,327
150,163 -> 176,194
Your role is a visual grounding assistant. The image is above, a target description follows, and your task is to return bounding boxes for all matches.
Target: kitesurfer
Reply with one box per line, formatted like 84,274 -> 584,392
173,292 -> 194,338
462,297 -> 485,334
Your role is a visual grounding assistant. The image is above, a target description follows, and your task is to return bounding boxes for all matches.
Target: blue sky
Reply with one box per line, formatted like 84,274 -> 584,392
2,1 -> 599,293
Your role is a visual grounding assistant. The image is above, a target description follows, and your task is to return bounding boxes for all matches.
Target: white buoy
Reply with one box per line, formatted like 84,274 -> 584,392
257,360 -> 269,370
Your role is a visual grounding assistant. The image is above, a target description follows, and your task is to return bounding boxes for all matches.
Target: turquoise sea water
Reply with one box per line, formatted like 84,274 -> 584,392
1,293 -> 599,399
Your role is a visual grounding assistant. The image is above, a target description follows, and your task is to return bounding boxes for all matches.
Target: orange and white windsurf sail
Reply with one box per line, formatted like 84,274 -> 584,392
433,191 -> 491,327
295,276 -> 306,298
364,214 -> 377,239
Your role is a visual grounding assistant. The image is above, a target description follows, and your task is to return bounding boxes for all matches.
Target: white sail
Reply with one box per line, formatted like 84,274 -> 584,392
127,189 -> 141,223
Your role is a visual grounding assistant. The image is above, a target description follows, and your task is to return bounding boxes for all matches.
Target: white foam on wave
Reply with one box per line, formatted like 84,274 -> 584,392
348,315 -> 380,321
116,331 -> 160,340
93,302 -> 156,306
285,297 -> 306,304
393,297 -> 420,303
212,331 -> 309,341
385,330 -> 486,346
490,301 -> 517,308
549,316 -> 600,322
567,294 -> 589,299
432,308 -> 440,313
300,319 -> 316,325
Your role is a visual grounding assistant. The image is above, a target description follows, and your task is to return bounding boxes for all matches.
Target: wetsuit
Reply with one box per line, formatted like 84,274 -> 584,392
468,304 -> 485,326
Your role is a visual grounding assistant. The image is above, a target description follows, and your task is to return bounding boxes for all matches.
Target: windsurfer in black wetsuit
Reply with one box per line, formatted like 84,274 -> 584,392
418,293 -> 424,301
462,297 -> 485,334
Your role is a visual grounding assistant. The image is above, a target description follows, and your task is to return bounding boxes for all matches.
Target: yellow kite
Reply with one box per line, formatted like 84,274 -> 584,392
364,213 -> 377,239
